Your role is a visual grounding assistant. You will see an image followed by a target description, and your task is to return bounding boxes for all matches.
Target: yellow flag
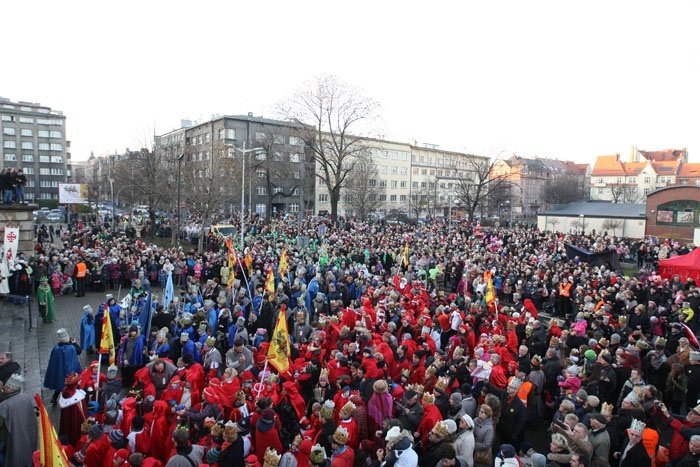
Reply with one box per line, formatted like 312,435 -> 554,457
35,394 -> 71,466
265,267 -> 275,295
245,251 -> 254,276
278,248 -> 288,277
403,242 -> 410,267
226,238 -> 235,290
267,305 -> 291,373
99,304 -> 116,365
484,271 -> 496,306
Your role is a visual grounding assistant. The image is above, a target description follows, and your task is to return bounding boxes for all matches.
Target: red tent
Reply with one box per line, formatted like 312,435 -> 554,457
658,248 -> 700,283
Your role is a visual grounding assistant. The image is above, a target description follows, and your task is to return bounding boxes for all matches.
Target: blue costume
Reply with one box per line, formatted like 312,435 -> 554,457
181,339 -> 197,362
207,308 -> 218,331
305,277 -> 320,312
80,311 -> 96,351
43,343 -> 82,392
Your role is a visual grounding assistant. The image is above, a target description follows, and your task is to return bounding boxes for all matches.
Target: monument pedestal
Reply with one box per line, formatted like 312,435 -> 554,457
0,203 -> 38,255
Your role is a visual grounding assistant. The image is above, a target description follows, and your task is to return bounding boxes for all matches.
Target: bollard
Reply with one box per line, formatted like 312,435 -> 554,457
27,296 -> 32,331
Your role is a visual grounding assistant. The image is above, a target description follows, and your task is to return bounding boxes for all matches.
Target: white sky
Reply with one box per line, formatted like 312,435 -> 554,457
3,1 -> 699,165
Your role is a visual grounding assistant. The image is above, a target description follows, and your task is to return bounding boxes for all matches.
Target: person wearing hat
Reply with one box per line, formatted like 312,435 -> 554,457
309,443 -> 330,467
0,373 -> 38,467
588,413 -> 611,467
453,414 -> 475,465
616,368 -> 646,410
84,423 -> 111,467
328,425 -> 355,467
225,337 -> 254,372
57,372 -> 88,446
614,419 -> 651,467
167,427 -> 206,466
202,335 -> 222,380
255,408 -> 284,462
44,328 -> 83,405
118,324 -> 146,388
419,421 -> 451,467
366,378 -> 393,443
0,352 -> 20,387
37,275 -> 55,323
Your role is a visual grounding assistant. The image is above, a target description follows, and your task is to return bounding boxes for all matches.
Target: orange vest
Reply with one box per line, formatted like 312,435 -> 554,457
76,262 -> 87,278
517,381 -> 533,407
559,283 -> 572,298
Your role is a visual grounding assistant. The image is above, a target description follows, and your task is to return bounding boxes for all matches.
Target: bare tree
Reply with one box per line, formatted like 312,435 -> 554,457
610,184 -> 640,204
548,218 -> 560,232
277,75 -> 380,224
181,147 -> 237,250
602,218 -> 624,236
452,157 -> 510,223
344,149 -> 385,220
543,175 -> 587,205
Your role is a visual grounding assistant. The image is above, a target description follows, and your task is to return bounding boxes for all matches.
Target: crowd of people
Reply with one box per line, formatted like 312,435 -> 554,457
1,213 -> 700,467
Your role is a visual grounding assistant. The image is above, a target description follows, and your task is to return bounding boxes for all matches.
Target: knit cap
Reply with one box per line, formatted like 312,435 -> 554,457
109,429 -> 124,444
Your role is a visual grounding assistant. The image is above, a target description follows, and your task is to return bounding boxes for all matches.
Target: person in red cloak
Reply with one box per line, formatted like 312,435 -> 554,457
59,372 -> 88,447
415,392 -> 443,447
133,366 -> 156,400
407,351 -> 426,385
488,353 -> 508,389
282,381 -> 306,421
120,397 -> 138,435
148,400 -> 171,463
78,361 -> 107,403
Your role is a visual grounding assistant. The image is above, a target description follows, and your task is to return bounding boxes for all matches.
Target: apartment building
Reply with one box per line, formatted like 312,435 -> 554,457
0,97 -> 69,202
589,147 -> 700,202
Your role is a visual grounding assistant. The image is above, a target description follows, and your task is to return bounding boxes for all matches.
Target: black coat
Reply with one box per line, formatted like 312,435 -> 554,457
619,440 -> 651,467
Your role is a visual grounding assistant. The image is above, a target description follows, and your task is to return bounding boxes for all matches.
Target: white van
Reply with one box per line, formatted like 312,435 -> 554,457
132,205 -> 149,216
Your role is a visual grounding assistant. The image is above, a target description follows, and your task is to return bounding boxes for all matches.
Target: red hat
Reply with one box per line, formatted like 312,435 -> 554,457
241,371 -> 254,380
114,448 -> 130,461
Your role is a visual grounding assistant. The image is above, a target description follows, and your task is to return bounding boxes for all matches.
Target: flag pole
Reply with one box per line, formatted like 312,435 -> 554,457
255,359 -> 269,403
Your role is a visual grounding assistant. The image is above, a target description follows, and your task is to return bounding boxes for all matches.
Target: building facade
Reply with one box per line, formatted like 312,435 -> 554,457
589,147 -> 700,203
0,97 -> 69,202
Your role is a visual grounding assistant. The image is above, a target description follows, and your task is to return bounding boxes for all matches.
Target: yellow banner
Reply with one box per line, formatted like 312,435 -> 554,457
267,306 -> 291,373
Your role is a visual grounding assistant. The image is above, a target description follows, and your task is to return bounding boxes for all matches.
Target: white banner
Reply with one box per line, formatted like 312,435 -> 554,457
3,227 -> 19,269
58,183 -> 89,204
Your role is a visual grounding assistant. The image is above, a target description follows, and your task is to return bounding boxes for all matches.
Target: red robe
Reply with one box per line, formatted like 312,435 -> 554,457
417,404 -> 443,447
339,417 -> 359,450
149,401 -> 171,463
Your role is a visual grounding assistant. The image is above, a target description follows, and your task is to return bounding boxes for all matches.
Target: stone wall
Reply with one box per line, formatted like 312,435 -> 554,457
0,204 -> 37,255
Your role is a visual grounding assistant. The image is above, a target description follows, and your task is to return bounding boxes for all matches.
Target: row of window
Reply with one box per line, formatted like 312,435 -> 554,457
318,193 -> 408,203
3,141 -> 63,150
4,154 -> 63,163
595,176 -> 677,185
188,130 -> 305,147
1,115 -> 62,125
2,127 -> 62,138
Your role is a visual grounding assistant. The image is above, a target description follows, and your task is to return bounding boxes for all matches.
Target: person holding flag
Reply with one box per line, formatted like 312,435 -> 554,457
99,303 -> 116,367
267,304 -> 292,376
265,266 -> 276,295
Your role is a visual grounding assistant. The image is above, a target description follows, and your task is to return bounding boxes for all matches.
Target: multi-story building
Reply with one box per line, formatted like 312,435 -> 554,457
156,114 -> 314,218
492,155 -> 588,217
0,97 -> 69,202
589,147 -> 699,202
409,144 -> 488,219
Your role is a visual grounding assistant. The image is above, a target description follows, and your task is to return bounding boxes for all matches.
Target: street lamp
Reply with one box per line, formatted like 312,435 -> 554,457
227,143 -> 264,250
108,178 -> 114,232
176,153 -> 184,246
579,213 -> 585,234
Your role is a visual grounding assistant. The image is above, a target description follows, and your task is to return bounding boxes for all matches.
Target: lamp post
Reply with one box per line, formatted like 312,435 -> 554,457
108,178 -> 114,232
228,143 -> 264,250
579,213 -> 585,234
176,153 -> 184,246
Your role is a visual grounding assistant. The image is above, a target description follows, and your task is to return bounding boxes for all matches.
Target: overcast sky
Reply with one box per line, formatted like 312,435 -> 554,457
3,1 -> 698,164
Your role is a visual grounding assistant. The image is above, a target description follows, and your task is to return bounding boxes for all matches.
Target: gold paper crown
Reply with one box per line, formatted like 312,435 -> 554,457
453,346 -> 464,358
263,447 -> 282,467
340,325 -> 350,336
309,444 -> 326,464
601,402 -> 614,416
340,400 -> 356,416
431,420 -> 449,438
401,368 -> 410,378
425,365 -> 436,377
332,426 -> 349,445
407,383 -> 425,395
235,390 -> 246,401
223,420 -> 238,437
319,368 -> 329,379
630,418 -> 646,433
434,376 -> 450,393
422,392 -> 436,404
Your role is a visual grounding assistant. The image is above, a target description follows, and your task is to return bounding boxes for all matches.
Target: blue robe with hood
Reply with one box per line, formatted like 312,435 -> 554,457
80,311 -> 96,350
43,343 -> 82,391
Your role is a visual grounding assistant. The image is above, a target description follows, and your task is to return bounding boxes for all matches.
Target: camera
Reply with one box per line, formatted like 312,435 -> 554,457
655,402 -> 663,410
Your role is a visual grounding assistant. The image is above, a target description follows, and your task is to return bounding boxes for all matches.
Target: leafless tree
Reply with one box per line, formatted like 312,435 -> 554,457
602,218 -> 624,236
610,184 -> 640,204
452,157 -> 510,223
543,175 -> 587,205
344,149 -> 385,220
548,218 -> 560,232
277,75 -> 380,224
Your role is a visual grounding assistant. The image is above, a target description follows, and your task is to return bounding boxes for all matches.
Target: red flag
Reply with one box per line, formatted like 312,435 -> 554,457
35,394 -> 71,466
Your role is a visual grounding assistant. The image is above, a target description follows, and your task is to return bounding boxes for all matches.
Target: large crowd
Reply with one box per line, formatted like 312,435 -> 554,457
1,213 -> 699,467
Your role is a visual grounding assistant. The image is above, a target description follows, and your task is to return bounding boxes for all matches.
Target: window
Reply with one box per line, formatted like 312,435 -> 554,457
413,168 -> 419,175
421,182 -> 427,188
256,169 -> 266,179
1,116 -> 14,122
391,166 -> 398,174
390,195 -> 397,202
255,204 -> 266,215
391,180 -> 398,188
644,176 -> 650,184
256,186 -> 267,195
23,167 -> 33,174
38,130 -> 50,138
26,180 -> 34,187
379,180 -> 387,188
51,167 -> 63,175
21,142 -> 33,149
345,194 -> 353,202
38,143 -> 50,150
400,195 -> 407,202
644,187 -> 651,195
198,152 -> 203,161
40,168 -> 50,175
3,127 -> 15,135
597,178 -> 604,184
204,151 -> 210,160
19,117 -> 33,123
379,195 -> 387,202
400,181 -> 407,188
289,136 -> 303,146
255,132 -> 266,142
22,154 -> 33,162
292,188 -> 299,196
319,193 -> 329,202
20,128 -> 32,136
4,154 -> 16,161
629,177 -> 636,184
273,187 -> 283,194
50,130 -> 62,138
380,165 -> 387,173
3,141 -> 16,149
598,188 -> 604,195
289,203 -> 299,213
273,134 -> 284,144
616,177 -> 622,184
412,182 -> 418,188
40,155 -> 50,163
227,129 -> 235,140
218,129 -> 225,140
205,133 -> 210,143
293,171 -> 300,179
289,153 -> 300,163
421,169 -> 427,175
50,143 -> 62,151
368,179 -> 377,187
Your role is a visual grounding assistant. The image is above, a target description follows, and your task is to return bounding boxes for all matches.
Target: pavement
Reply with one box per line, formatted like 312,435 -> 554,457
0,285 -> 144,425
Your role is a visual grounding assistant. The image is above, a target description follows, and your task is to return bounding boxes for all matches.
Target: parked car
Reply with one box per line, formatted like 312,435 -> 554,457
47,212 -> 63,222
